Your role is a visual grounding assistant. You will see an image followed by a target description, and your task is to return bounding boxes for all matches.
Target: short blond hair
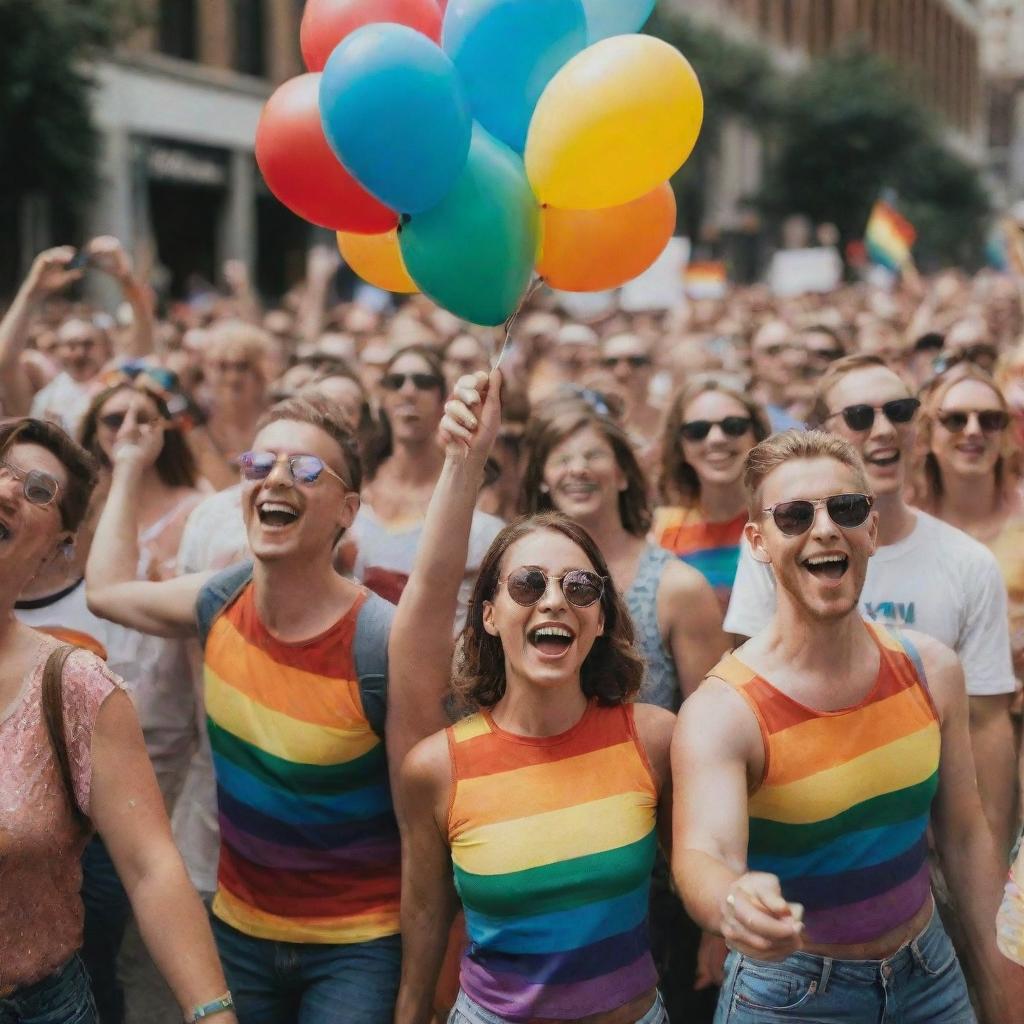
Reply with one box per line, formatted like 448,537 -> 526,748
744,429 -> 870,516
808,353 -> 905,427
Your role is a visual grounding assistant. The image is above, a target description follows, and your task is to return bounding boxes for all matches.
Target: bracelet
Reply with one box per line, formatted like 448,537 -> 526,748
187,992 -> 234,1023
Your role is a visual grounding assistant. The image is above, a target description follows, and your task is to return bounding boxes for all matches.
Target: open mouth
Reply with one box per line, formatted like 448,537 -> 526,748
802,553 -> 849,580
527,624 -> 576,657
257,501 -> 300,529
560,482 -> 599,498
864,450 -> 900,467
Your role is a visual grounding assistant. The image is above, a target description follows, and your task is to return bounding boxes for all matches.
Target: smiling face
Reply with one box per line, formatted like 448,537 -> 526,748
482,528 -> 605,692
94,388 -> 165,466
55,319 -> 106,382
679,390 -> 757,489
930,378 -> 1007,482
242,420 -> 359,565
542,425 -> 625,526
823,365 -> 916,497
381,351 -> 445,446
747,456 -> 877,623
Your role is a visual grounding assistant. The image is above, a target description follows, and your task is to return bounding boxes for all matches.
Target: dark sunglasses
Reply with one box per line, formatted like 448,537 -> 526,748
238,451 -> 349,488
0,459 -> 60,507
762,493 -> 874,537
380,372 -> 443,392
937,409 -> 1010,434
601,355 -> 651,369
679,416 -> 753,442
99,411 -> 161,432
827,398 -> 920,432
496,567 -> 606,608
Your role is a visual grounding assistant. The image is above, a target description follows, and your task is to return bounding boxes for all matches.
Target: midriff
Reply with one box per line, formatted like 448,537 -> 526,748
802,895 -> 934,961
531,987 -> 658,1024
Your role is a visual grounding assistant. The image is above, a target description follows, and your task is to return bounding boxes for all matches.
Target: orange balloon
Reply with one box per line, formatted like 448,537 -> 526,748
336,229 -> 418,294
537,183 -> 676,292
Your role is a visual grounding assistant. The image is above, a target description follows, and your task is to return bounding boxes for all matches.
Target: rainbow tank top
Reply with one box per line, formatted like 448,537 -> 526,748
447,701 -> 659,1022
204,583 -> 401,944
651,506 -> 746,612
712,624 -> 940,945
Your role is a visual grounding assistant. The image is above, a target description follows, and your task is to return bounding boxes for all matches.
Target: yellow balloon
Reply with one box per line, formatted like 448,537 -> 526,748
336,229 -> 418,294
525,35 -> 703,211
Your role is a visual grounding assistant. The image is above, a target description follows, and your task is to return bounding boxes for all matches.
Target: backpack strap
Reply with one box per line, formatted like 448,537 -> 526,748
195,560 -> 255,648
41,644 -> 91,834
353,591 -> 395,740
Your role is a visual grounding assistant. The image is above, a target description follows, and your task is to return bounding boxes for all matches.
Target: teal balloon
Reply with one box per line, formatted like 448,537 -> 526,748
400,127 -> 539,326
581,0 -> 654,41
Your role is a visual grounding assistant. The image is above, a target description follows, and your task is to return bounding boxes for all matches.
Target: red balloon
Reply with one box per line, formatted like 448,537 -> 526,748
300,0 -> 443,72
255,74 -> 397,233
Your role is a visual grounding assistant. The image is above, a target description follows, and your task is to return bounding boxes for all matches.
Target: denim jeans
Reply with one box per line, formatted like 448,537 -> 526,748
714,904 -> 974,1023
79,837 -> 132,1024
0,956 -> 99,1024
211,916 -> 400,1024
448,989 -> 668,1024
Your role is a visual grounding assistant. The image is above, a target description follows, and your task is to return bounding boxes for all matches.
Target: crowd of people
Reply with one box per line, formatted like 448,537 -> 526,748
1,234 -> 1024,1024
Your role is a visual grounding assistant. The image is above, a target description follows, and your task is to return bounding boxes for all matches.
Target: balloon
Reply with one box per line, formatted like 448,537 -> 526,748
255,74 -> 397,233
400,127 -> 539,326
300,0 -> 442,71
525,35 -> 703,210
442,0 -> 587,153
579,0 -> 654,42
320,24 -> 472,215
337,229 -> 418,293
538,183 -> 676,292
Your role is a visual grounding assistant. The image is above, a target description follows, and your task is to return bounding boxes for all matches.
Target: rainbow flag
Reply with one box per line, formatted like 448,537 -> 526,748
683,260 -> 728,298
865,201 -> 916,273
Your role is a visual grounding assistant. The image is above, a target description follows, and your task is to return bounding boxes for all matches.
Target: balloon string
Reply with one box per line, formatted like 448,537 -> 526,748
494,277 -> 543,369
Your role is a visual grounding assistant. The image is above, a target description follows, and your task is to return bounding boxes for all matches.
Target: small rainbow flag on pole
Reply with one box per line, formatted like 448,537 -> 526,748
865,200 -> 916,273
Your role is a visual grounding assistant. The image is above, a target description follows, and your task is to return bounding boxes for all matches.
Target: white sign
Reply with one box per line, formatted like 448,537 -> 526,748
768,247 -> 843,297
619,236 -> 691,312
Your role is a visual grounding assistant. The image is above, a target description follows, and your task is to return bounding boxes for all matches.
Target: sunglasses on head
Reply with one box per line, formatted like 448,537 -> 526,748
937,409 -> 1010,434
0,459 -> 60,507
238,451 -> 349,488
497,567 -> 606,608
679,416 -> 753,442
380,372 -> 443,392
827,398 -> 920,432
601,355 -> 651,369
762,492 -> 874,537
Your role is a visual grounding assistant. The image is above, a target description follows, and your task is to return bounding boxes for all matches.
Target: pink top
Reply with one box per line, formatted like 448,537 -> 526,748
0,646 -> 120,989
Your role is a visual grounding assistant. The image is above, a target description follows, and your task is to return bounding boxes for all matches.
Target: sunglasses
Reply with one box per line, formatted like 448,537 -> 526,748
380,372 -> 443,392
827,398 -> 920,432
99,411 -> 161,432
238,451 -> 349,488
496,567 -> 606,608
0,459 -> 60,507
937,409 -> 1009,434
679,416 -> 753,442
601,355 -> 651,369
762,492 -> 874,537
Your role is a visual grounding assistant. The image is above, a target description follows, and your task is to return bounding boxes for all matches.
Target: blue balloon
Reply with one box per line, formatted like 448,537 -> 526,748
580,0 -> 655,42
443,0 -> 587,153
319,23 -> 471,215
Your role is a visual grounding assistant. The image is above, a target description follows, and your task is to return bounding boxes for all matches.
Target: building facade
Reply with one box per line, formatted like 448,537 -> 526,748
980,0 -> 1024,206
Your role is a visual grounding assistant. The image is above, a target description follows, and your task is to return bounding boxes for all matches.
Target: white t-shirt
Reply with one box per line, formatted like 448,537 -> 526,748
29,372 -> 93,436
723,509 -> 1016,697
176,484 -> 248,575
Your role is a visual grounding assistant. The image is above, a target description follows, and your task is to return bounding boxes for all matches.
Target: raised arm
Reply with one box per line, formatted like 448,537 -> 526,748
87,237 -> 154,358
85,420 -> 207,638
387,369 -> 501,804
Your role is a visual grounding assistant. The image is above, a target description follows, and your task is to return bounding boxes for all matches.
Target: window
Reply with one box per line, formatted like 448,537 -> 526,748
158,0 -> 197,60
234,0 -> 266,77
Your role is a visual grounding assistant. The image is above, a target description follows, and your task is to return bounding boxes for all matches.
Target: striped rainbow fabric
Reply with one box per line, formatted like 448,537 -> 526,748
447,702 -> 659,1021
865,200 -> 917,273
712,624 -> 940,945
652,506 -> 747,612
205,585 -> 401,944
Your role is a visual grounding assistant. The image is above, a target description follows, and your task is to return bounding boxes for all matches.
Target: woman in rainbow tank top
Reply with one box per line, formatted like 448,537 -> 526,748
392,371 -> 677,1024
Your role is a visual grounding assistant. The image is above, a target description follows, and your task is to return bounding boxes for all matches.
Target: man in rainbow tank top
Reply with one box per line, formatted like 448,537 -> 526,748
86,395 -> 452,1024
672,429 -> 1024,1024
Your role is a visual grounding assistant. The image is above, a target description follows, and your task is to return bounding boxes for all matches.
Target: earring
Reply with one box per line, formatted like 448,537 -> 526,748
61,542 -> 75,560
539,483 -> 549,494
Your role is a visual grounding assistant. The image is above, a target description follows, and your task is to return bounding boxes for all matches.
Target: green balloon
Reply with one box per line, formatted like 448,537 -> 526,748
400,126 -> 539,327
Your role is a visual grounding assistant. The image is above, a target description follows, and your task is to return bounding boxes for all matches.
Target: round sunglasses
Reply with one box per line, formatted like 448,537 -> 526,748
936,409 -> 1009,435
380,372 -> 444,392
238,451 -> 349,488
0,459 -> 60,507
762,492 -> 874,537
826,398 -> 919,433
496,567 -> 606,608
679,416 -> 753,442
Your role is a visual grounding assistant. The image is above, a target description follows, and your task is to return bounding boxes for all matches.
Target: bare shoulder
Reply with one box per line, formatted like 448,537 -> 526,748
899,628 -> 964,720
631,701 -> 677,778
674,675 -> 763,765
400,728 -> 453,794
660,558 -> 718,605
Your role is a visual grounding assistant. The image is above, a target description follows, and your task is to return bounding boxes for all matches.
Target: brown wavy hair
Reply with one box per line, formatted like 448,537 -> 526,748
658,377 -> 771,504
519,400 -> 651,537
452,512 -> 644,710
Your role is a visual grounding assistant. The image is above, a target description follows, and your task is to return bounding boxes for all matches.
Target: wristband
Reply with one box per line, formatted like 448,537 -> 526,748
187,992 -> 234,1023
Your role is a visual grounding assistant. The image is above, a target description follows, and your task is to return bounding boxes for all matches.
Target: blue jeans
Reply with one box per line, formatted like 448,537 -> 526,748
0,956 -> 98,1024
448,990 -> 668,1024
211,916 -> 400,1024
714,904 -> 975,1023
